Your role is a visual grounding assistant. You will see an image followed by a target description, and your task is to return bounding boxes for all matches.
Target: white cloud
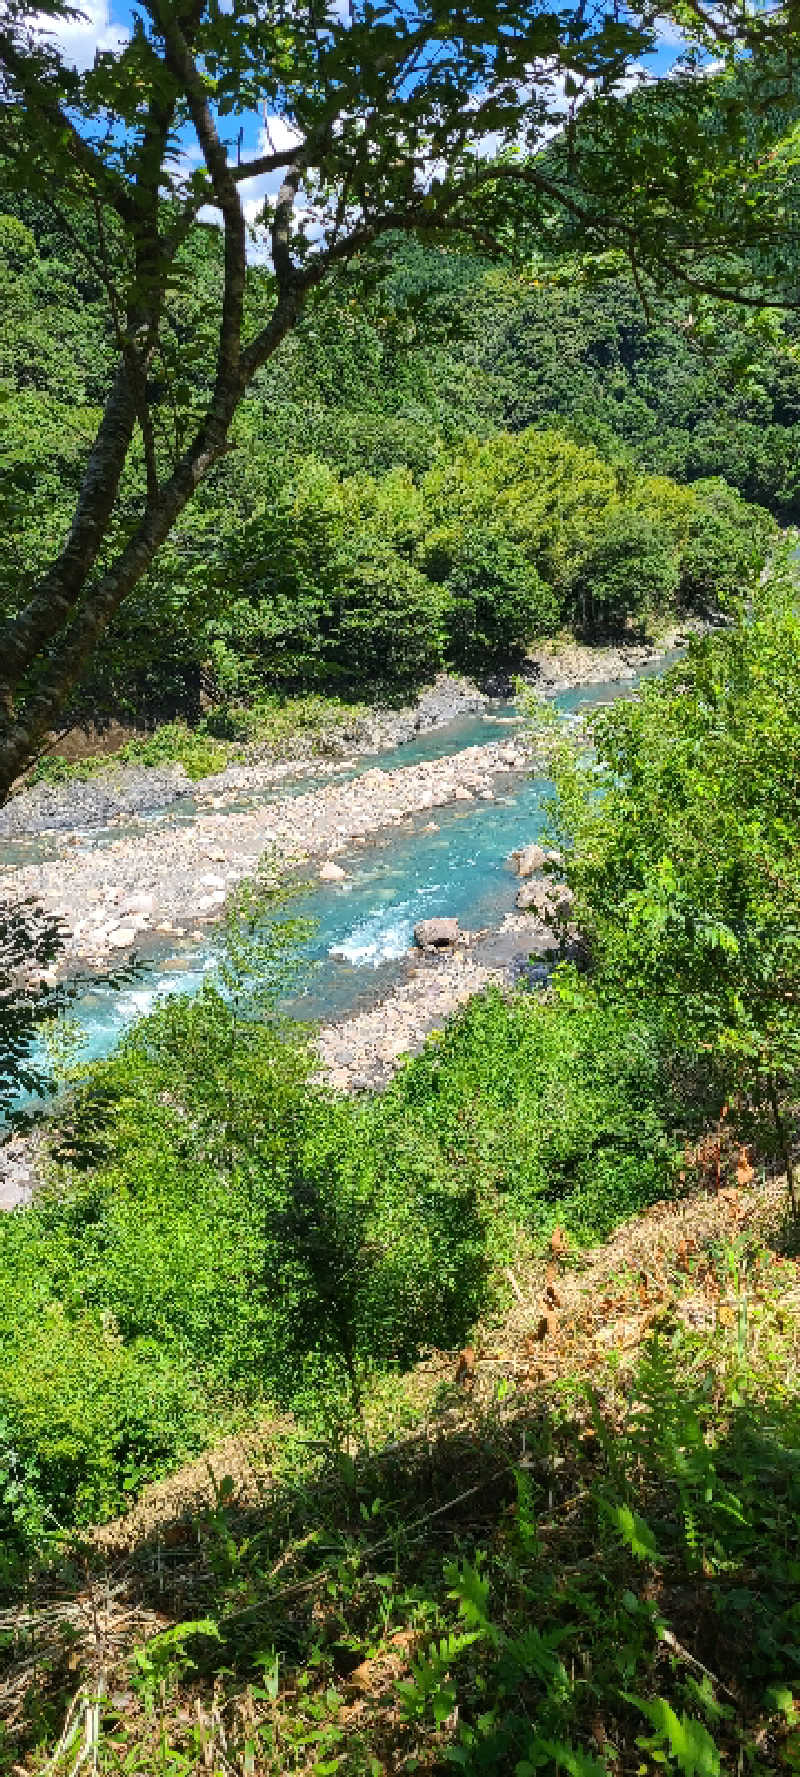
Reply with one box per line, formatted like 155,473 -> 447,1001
652,14 -> 692,47
34,0 -> 129,69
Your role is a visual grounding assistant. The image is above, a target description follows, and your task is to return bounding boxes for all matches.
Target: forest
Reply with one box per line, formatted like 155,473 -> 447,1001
1,205 -> 791,723
1,1 -> 800,1773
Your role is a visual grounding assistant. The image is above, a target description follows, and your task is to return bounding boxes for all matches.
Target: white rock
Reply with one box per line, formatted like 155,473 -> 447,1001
108,927 -> 137,948
510,843 -> 548,878
454,786 -> 473,801
319,861 -> 347,882
196,891 -> 226,913
124,891 -> 155,916
198,872 -> 225,890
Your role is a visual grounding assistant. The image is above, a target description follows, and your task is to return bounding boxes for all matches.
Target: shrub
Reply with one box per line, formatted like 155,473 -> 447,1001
119,721 -> 229,779
679,475 -> 776,611
372,976 -> 680,1242
320,537 -> 447,691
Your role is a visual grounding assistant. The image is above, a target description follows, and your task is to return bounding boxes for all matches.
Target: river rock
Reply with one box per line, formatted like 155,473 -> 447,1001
516,881 -> 545,913
509,842 -> 562,877
516,881 -> 574,919
414,917 -> 459,950
319,861 -> 347,882
196,891 -> 226,913
510,842 -> 548,878
124,891 -> 155,915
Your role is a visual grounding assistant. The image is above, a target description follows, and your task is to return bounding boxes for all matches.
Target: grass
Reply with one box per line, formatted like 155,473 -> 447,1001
23,695 -> 372,789
3,1170 -> 800,1776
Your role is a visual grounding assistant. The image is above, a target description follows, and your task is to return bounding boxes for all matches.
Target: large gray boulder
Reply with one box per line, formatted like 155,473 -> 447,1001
509,842 -> 561,878
414,917 -> 459,950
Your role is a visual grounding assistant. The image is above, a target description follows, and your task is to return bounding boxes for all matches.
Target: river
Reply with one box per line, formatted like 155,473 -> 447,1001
0,661 -> 680,1114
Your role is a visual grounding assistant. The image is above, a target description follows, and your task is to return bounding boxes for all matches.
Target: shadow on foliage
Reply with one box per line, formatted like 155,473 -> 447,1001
7,1267 -> 799,1775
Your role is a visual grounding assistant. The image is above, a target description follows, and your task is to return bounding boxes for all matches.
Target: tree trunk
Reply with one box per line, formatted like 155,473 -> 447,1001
769,1075 -> 797,1218
0,362 -> 138,711
0,291 -> 303,804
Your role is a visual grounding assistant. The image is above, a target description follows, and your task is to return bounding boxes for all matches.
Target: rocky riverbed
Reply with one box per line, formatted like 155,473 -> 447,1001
0,635 -> 690,1208
315,912 -> 551,1091
0,631 -> 696,843
0,736 -> 534,969
0,676 -> 491,841
524,622 -> 703,693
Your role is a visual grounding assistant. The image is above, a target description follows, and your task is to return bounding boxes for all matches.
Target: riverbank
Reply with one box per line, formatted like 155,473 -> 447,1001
0,677 -> 491,841
0,627 -> 696,844
525,620 -> 703,691
315,912 -> 547,1090
0,736 -> 534,969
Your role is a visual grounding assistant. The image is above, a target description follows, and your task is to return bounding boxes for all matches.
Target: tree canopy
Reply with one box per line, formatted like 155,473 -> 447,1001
0,0 -> 798,797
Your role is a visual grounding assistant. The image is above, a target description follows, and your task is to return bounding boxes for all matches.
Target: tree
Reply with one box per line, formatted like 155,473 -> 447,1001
535,569 -> 800,1210
0,0 -> 798,799
568,508 -> 679,634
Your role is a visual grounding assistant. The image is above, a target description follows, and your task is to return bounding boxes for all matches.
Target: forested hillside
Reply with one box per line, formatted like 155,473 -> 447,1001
2,202 -> 792,727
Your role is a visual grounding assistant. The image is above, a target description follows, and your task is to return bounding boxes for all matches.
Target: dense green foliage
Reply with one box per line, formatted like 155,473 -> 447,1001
0,204 -> 784,726
3,583 -> 799,1562
2,17 -> 800,1767
0,968 -> 685,1558
539,569 -> 800,1199
7,1209 -> 800,1773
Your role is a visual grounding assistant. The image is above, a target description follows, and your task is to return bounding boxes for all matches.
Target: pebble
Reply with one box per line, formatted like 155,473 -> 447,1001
314,910 -> 556,1093
0,674 -> 491,842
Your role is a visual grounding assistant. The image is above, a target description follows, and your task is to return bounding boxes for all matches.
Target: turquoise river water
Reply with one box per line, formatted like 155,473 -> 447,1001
11,663 -> 674,1099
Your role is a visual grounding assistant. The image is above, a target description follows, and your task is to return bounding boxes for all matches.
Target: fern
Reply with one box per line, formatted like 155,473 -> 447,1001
624,1692 -> 722,1777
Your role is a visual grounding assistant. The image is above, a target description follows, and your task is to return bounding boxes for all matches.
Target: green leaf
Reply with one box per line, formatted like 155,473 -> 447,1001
624,1693 -> 722,1776
604,1502 -> 661,1562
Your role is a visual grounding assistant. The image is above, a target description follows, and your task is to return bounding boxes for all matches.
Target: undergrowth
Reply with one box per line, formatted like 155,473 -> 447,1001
3,1224 -> 800,1775
0,967 -> 694,1561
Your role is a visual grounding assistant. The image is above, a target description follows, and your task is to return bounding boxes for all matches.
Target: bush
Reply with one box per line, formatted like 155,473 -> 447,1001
0,940 -> 689,1557
679,476 -> 776,611
321,537 -> 447,692
371,976 -> 680,1242
119,721 -> 229,779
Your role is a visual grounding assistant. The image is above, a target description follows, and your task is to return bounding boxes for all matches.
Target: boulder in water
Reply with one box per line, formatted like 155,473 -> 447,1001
319,860 -> 347,881
509,842 -> 560,877
414,917 -> 459,951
